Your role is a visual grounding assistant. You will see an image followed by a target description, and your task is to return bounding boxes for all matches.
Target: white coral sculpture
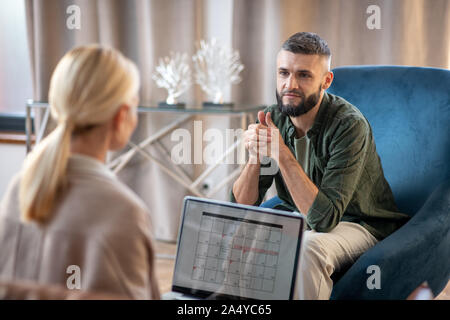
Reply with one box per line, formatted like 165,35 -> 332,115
192,38 -> 244,104
152,52 -> 192,105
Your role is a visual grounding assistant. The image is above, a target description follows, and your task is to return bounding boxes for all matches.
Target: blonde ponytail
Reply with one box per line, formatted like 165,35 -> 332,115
20,123 -> 73,223
19,45 -> 140,223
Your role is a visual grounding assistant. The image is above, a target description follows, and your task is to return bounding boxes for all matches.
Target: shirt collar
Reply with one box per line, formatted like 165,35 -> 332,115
306,91 -> 330,139
67,153 -> 116,180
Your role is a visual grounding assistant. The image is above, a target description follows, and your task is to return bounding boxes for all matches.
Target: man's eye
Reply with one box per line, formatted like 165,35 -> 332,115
279,71 -> 289,76
299,73 -> 311,78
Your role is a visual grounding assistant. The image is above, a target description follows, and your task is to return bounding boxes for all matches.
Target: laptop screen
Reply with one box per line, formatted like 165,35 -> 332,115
171,197 -> 304,300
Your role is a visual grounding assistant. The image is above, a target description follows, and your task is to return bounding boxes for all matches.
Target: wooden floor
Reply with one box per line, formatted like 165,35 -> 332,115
154,240 -> 449,300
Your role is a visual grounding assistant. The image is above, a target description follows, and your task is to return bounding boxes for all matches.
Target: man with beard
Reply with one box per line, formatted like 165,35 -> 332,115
231,32 -> 409,299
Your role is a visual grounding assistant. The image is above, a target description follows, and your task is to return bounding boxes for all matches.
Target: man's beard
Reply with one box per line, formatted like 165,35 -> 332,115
276,84 -> 322,117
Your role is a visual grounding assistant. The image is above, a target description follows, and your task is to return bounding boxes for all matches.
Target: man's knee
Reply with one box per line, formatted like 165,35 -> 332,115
300,231 -> 327,265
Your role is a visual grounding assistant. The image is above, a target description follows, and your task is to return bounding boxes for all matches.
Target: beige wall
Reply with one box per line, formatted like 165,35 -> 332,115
0,143 -> 25,199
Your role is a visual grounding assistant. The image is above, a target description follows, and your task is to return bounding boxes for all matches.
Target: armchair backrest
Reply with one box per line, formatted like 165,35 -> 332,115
328,66 -> 450,215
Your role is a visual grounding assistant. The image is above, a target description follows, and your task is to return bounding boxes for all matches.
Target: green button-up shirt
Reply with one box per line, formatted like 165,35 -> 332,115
231,92 -> 410,240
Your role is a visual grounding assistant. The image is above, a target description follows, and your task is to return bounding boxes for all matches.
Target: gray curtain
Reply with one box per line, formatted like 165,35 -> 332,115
232,0 -> 450,105
25,0 -> 450,241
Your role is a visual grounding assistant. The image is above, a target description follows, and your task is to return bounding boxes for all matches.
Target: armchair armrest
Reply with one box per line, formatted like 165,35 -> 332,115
331,179 -> 450,299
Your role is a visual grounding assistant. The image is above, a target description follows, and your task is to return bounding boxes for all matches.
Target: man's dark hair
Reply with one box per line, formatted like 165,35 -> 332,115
282,32 -> 331,58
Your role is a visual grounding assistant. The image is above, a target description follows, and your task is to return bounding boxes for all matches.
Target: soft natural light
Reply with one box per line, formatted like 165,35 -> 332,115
0,0 -> 32,114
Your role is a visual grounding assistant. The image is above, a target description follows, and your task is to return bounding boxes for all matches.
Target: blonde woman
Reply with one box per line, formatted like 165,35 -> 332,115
0,45 -> 160,299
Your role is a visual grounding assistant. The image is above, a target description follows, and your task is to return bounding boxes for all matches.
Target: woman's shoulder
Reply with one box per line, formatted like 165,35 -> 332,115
66,155 -> 149,218
0,173 -> 22,220
0,166 -> 152,237
65,172 -> 151,227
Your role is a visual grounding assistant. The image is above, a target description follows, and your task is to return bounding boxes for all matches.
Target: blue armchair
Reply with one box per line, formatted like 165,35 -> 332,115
262,66 -> 450,299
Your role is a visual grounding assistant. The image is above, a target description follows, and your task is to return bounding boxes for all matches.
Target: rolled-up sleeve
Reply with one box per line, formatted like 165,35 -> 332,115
306,117 -> 369,232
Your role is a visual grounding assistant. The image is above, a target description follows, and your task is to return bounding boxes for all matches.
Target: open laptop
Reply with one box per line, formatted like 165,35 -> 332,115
163,196 -> 305,300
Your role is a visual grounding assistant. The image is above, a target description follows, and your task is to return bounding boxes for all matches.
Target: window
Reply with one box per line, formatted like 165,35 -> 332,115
0,0 -> 33,116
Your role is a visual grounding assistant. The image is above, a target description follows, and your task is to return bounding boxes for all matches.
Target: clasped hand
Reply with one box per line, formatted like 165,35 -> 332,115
244,111 -> 286,163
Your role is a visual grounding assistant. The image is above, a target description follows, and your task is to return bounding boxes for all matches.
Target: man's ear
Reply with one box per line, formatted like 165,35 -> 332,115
322,71 -> 334,90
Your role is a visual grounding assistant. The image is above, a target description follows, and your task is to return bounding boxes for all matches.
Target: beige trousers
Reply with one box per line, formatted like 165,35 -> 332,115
294,222 -> 378,300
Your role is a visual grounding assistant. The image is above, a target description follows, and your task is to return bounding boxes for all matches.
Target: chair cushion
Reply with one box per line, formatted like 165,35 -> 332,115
330,179 -> 450,299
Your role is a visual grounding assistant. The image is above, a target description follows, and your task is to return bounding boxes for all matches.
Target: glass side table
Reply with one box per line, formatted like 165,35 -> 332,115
25,100 -> 265,199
